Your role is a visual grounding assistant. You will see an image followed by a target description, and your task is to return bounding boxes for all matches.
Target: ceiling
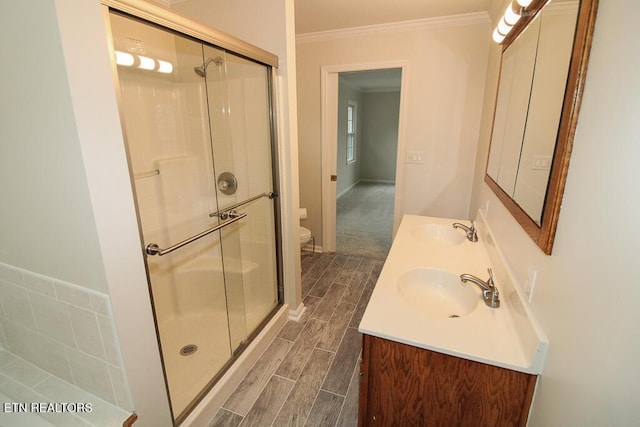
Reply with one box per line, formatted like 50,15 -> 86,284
297,0 -> 497,91
294,0 -> 494,34
340,69 -> 403,92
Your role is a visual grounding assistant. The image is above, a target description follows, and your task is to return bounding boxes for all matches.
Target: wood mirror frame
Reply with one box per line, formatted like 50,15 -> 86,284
485,0 -> 599,255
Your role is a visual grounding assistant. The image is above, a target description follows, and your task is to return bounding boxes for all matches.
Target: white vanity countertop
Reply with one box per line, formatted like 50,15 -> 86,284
358,214 -> 548,374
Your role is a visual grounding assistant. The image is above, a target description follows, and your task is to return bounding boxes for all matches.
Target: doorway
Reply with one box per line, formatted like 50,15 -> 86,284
335,70 -> 401,258
321,63 -> 408,255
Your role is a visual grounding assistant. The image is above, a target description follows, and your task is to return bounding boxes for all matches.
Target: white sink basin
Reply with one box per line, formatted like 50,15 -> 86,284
411,224 -> 466,246
397,268 -> 480,318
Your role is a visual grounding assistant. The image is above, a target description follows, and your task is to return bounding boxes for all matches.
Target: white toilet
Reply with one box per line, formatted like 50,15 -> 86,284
300,226 -> 313,250
299,208 -> 314,253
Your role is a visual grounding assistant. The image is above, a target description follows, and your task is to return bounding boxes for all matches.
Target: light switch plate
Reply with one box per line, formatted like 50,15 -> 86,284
406,150 -> 425,164
532,155 -> 552,170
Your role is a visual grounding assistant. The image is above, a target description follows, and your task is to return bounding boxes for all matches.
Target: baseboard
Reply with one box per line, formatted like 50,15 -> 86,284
288,302 -> 307,321
302,244 -> 324,254
337,179 -> 395,199
360,179 -> 395,185
337,180 -> 361,199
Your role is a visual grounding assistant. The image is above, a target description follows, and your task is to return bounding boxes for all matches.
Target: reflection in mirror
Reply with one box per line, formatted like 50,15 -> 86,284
487,14 -> 542,198
485,0 -> 598,254
514,4 -> 578,222
487,2 -> 578,224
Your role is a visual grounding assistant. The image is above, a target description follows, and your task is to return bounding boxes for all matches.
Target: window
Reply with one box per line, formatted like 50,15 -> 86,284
347,102 -> 356,163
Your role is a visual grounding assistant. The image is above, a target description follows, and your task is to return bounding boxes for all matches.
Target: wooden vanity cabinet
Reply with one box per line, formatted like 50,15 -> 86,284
358,334 -> 537,426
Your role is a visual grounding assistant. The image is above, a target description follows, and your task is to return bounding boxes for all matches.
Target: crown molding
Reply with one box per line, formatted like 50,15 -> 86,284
297,12 -> 491,44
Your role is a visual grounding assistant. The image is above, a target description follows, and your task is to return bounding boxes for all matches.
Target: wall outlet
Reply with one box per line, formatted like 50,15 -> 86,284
406,151 -> 425,164
524,263 -> 538,302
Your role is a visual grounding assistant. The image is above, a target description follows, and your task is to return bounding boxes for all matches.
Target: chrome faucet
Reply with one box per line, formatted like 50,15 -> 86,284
452,221 -> 478,242
460,268 -> 500,308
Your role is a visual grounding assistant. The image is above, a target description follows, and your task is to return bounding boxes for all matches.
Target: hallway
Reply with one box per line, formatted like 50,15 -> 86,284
336,182 -> 394,260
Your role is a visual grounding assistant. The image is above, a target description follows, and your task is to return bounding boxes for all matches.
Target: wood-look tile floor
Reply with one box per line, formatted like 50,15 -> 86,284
207,252 -> 383,427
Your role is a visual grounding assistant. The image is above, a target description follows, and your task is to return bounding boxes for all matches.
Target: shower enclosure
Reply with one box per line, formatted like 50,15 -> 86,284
107,8 -> 282,423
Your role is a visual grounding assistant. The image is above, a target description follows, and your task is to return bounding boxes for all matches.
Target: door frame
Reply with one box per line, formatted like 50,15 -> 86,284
320,61 -> 410,252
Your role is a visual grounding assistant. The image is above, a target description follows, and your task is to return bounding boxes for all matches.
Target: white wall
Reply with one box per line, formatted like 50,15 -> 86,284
0,1 -> 107,293
297,16 -> 491,247
361,91 -> 401,182
171,0 -> 285,57
470,0 -> 640,423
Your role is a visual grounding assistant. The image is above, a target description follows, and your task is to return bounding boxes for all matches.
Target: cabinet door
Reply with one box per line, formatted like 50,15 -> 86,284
359,335 -> 537,426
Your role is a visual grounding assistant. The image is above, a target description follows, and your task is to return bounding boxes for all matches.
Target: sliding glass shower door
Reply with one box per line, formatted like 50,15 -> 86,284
109,12 -> 281,422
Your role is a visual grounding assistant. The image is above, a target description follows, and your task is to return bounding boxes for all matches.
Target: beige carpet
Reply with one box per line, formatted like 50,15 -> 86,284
336,181 -> 394,259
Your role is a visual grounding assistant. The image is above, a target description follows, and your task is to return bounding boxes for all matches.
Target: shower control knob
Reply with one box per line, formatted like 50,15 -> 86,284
217,172 -> 237,195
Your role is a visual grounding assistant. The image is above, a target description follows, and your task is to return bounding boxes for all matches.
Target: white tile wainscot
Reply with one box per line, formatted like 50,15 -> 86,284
0,262 -> 134,426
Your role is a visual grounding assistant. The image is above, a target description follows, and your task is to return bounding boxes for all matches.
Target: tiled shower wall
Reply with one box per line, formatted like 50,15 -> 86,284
0,261 -> 133,411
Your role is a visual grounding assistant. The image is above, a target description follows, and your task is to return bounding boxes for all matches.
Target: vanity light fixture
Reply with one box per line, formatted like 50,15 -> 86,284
114,50 -> 173,74
492,0 -> 553,44
492,1 -> 526,44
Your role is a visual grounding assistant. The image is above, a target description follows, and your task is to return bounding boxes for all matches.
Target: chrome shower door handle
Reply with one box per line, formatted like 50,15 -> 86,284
210,209 -> 242,220
145,212 -> 247,256
208,192 -> 277,218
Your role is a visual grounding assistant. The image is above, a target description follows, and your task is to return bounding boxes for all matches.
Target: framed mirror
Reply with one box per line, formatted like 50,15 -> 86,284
485,0 -> 598,254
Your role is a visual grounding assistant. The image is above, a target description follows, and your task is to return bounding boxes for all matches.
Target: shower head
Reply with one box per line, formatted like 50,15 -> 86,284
193,65 -> 206,78
194,56 -> 223,77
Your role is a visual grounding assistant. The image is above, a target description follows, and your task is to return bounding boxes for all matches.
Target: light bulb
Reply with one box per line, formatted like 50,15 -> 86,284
497,17 -> 513,36
138,55 -> 156,71
115,51 -> 134,67
504,3 -> 521,26
157,60 -> 173,74
493,28 -> 506,44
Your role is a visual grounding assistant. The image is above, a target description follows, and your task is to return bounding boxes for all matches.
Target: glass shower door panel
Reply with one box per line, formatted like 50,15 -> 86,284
205,46 -> 279,336
218,194 -> 278,337
109,14 -> 241,419
199,47 -> 248,352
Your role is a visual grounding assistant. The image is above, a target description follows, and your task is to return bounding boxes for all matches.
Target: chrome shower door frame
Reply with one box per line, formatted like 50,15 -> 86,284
103,1 -> 284,424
